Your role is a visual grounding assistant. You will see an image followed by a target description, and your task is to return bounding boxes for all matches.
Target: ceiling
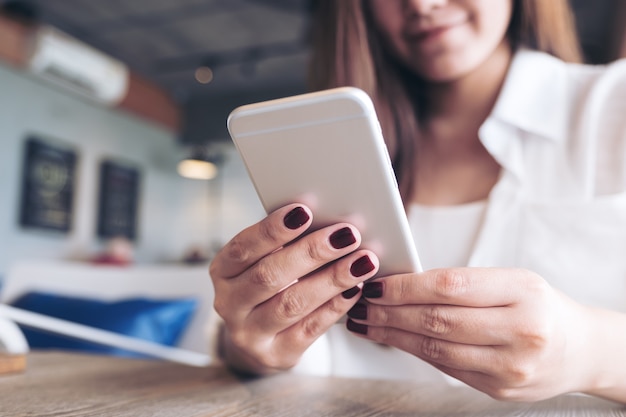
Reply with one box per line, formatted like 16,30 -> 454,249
1,0 -> 622,142
22,0 -> 312,103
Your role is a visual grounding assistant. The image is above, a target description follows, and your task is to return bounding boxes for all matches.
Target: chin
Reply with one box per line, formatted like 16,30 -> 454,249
414,49 -> 489,83
417,62 -> 476,83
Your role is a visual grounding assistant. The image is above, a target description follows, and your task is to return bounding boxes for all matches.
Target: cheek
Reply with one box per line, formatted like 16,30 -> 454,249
471,0 -> 513,46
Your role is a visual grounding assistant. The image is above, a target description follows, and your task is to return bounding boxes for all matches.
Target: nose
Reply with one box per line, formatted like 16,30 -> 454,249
404,0 -> 448,15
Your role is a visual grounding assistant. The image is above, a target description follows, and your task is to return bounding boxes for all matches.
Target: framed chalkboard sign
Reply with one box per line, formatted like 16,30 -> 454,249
19,137 -> 77,232
97,160 -> 141,241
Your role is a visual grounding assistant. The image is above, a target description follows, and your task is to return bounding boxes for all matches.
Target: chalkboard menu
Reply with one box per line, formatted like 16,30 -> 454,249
97,160 -> 140,240
19,137 -> 77,232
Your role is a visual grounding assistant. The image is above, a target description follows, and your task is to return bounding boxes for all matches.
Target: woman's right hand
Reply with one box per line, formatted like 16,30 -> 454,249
209,203 -> 379,375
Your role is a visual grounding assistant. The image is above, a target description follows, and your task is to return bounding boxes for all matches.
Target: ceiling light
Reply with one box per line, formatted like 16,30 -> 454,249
177,146 -> 224,180
177,158 -> 218,180
194,66 -> 213,84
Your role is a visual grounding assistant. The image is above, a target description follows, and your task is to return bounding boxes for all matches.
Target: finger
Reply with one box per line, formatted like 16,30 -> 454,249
210,204 -> 313,279
430,364 -> 496,395
272,291 -> 368,367
228,223 -> 363,310
363,268 -> 538,307
347,323 -> 502,374
348,303 -> 511,345
248,250 -> 379,334
432,364 -> 538,402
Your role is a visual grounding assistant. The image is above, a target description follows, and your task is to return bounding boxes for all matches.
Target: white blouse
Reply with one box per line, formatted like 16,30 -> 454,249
292,49 -> 626,380
408,201 -> 488,270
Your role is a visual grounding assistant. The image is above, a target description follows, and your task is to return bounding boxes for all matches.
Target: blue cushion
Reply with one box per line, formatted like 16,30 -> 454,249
10,292 -> 198,358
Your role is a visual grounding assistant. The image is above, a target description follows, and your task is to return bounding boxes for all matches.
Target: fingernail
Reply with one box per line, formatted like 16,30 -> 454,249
362,282 -> 383,298
329,227 -> 356,249
350,255 -> 375,277
341,286 -> 360,299
347,303 -> 367,320
347,319 -> 368,335
284,206 -> 309,230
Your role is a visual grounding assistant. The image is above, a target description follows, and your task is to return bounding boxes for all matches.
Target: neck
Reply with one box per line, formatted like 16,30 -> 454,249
422,41 -> 513,130
409,41 -> 513,206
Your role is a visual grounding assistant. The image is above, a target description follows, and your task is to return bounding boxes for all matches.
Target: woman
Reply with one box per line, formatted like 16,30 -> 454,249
210,0 -> 626,403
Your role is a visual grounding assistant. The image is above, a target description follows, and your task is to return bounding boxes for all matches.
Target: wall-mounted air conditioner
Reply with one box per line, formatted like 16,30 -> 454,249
27,26 -> 129,106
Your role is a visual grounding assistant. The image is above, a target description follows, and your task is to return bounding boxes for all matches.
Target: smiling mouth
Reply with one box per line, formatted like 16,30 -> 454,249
416,26 -> 451,40
408,20 -> 467,42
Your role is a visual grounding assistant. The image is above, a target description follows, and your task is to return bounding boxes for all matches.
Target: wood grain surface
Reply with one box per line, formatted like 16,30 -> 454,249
0,352 -> 624,416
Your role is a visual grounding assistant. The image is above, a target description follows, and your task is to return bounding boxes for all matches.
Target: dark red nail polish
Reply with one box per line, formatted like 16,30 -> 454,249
342,286 -> 360,299
362,282 -> 383,298
284,206 -> 309,230
350,255 -> 375,277
347,319 -> 368,335
347,303 -> 367,320
329,227 -> 356,249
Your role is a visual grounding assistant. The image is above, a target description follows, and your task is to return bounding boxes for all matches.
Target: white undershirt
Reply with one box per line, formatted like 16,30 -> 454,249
408,201 -> 488,270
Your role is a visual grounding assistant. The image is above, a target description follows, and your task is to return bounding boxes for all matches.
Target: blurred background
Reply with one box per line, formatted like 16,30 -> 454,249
0,0 -> 624,274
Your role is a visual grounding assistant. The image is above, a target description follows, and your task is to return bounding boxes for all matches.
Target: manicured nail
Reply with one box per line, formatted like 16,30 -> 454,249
347,303 -> 367,320
342,286 -> 360,299
284,206 -> 309,230
329,227 -> 356,249
347,319 -> 368,335
362,282 -> 383,298
350,255 -> 375,277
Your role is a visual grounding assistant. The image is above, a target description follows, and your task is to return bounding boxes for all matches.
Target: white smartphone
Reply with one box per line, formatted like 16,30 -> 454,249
227,87 -> 422,277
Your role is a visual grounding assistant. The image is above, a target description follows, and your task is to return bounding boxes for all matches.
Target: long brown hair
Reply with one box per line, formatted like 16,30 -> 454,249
308,0 -> 582,201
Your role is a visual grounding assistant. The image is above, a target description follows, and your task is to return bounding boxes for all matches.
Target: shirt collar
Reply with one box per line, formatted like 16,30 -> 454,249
489,49 -> 569,143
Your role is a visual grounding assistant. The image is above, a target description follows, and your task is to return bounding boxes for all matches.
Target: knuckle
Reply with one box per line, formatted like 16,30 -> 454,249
374,306 -> 391,326
248,261 -> 279,290
420,336 -> 445,360
520,323 -> 550,350
326,295 -> 348,316
372,326 -> 392,345
259,220 -> 282,245
514,269 -> 551,301
397,276 -> 414,299
422,306 -> 454,336
433,269 -> 469,299
303,238 -> 329,264
223,237 -> 251,266
275,290 -> 307,321
504,360 -> 536,386
300,316 -> 324,340
208,259 -> 220,279
213,298 -> 228,319
325,261 -> 349,291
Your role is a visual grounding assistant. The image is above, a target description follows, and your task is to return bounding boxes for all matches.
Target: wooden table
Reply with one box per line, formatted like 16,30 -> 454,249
0,352 -> 624,416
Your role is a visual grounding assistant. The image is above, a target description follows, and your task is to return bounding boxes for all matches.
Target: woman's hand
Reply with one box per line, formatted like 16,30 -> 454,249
210,204 -> 379,375
346,268 -> 598,401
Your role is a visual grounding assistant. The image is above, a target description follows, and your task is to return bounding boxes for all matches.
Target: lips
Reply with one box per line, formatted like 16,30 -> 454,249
405,16 -> 468,41
412,25 -> 453,40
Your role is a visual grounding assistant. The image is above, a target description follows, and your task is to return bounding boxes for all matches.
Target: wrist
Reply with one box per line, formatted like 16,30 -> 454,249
579,306 -> 626,403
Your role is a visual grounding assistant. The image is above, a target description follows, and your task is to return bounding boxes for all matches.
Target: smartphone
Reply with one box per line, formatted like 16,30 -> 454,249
227,87 -> 422,277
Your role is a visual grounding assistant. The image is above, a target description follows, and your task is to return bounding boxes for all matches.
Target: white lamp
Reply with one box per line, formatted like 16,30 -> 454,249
177,146 -> 223,180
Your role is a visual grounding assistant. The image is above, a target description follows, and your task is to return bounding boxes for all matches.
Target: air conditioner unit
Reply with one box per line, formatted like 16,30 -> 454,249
27,26 -> 129,106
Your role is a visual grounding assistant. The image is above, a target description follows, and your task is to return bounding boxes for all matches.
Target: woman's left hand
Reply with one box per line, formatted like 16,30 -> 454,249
346,268 -> 594,402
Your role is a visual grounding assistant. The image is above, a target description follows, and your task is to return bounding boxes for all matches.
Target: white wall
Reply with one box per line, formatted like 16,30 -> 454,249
0,63 -> 264,279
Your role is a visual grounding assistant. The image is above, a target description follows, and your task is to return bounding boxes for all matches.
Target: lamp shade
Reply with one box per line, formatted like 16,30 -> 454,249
177,157 -> 218,180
